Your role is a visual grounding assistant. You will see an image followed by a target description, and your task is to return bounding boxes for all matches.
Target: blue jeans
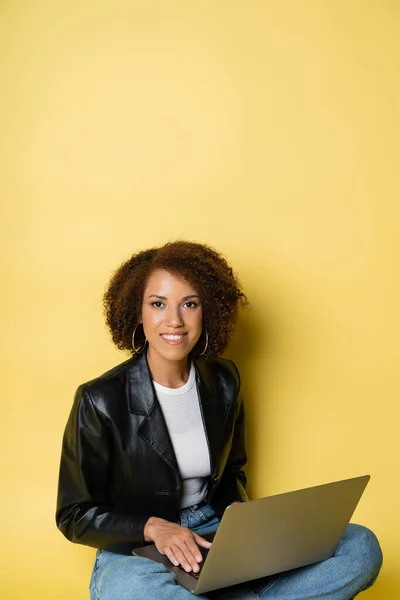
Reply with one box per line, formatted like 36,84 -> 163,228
89,503 -> 382,599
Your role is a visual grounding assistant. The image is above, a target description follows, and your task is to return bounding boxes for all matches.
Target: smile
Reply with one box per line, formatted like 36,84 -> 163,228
160,333 -> 188,344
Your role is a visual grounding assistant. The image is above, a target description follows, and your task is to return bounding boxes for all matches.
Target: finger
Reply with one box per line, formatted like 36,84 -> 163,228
185,536 -> 203,562
172,544 -> 199,572
181,542 -> 202,572
193,532 -> 213,549
163,546 -> 179,567
170,544 -> 191,571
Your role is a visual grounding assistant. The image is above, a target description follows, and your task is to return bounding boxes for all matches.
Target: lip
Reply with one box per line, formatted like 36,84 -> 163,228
160,333 -> 188,345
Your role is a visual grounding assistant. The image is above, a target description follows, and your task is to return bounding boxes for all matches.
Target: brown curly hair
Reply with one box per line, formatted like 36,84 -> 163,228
103,240 -> 250,359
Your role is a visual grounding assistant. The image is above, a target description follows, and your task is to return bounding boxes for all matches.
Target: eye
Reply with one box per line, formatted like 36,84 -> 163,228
184,301 -> 198,308
151,301 -> 165,308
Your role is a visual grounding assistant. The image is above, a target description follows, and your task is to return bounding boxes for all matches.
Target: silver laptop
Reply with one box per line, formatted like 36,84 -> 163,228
132,474 -> 370,595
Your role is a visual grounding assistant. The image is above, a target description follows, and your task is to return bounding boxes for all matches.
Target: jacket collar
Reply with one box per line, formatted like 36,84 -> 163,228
127,350 -> 229,477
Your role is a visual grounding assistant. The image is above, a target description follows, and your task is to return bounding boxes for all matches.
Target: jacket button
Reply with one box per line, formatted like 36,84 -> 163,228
213,476 -> 219,485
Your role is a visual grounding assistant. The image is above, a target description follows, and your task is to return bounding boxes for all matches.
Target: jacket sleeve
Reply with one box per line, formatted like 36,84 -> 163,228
211,361 -> 249,515
56,385 -> 149,554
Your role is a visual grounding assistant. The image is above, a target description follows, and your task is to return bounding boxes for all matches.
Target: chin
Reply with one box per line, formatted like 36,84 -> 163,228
155,344 -> 192,360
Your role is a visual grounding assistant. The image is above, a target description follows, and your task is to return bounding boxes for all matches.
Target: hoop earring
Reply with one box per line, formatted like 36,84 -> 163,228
131,324 -> 147,354
198,330 -> 209,356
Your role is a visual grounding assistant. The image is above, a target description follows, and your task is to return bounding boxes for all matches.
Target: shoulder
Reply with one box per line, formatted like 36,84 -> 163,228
197,356 -> 241,396
74,356 -> 136,409
81,356 -> 134,389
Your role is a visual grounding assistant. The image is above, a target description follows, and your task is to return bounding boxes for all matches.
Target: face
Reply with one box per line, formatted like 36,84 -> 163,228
140,269 -> 203,361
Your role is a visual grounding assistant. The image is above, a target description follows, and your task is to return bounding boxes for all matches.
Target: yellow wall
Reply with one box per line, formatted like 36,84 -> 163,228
1,1 -> 399,598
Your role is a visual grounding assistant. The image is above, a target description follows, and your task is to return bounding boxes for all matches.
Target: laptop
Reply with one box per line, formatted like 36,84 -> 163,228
132,474 -> 370,595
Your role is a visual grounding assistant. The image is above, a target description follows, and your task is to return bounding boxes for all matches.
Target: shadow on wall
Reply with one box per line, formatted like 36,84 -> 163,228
223,303 -> 277,500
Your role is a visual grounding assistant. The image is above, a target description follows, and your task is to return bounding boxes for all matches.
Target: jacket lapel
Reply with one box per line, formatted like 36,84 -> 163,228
193,357 -> 230,479
127,350 -> 230,478
127,351 -> 179,473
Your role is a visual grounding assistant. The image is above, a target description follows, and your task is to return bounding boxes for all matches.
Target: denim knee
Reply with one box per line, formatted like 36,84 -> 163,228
343,523 -> 383,587
90,551 -> 170,600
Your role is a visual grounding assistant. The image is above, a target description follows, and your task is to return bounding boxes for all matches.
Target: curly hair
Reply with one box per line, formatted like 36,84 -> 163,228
103,240 -> 250,359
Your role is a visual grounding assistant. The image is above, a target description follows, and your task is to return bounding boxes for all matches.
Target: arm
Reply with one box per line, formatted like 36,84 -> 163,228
55,385 -> 149,554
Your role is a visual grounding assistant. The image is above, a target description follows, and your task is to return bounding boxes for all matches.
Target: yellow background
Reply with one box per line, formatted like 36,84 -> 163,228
1,1 -> 399,598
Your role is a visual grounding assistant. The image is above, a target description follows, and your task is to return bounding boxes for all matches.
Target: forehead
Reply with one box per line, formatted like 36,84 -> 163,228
144,269 -> 198,295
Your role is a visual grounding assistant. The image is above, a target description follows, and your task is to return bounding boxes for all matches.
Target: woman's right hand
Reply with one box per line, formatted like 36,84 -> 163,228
144,516 -> 212,573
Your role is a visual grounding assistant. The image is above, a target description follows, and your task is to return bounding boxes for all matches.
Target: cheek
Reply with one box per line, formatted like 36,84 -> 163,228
142,308 -> 163,332
190,311 -> 203,330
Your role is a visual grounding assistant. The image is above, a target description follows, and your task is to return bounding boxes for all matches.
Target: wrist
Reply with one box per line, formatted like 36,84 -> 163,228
143,516 -> 162,542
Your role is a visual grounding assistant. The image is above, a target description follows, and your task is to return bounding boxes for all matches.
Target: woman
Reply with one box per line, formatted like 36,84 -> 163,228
56,240 -> 382,600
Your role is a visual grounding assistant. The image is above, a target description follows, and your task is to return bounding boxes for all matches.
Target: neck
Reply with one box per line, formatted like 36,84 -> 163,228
146,346 -> 191,388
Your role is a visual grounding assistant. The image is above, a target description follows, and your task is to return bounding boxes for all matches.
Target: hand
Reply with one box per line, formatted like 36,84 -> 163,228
144,517 -> 212,573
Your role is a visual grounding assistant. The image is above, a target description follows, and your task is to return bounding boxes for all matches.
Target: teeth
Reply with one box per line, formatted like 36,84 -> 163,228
162,334 -> 185,340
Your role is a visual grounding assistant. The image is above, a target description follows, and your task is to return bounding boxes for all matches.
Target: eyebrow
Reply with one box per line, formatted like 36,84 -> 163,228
147,294 -> 200,301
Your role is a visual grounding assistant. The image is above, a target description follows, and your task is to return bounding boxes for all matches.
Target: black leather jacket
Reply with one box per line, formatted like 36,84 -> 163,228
56,350 -> 248,554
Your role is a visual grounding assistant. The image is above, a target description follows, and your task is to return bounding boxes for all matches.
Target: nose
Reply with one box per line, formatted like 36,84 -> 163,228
165,306 -> 184,327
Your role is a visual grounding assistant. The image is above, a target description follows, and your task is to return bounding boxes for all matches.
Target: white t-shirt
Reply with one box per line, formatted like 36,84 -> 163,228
152,360 -> 211,509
